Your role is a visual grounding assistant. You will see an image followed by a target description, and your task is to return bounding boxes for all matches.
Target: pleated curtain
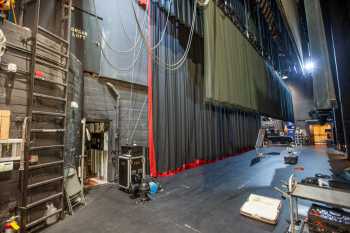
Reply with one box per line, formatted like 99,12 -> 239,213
151,2 -> 260,174
204,0 -> 294,122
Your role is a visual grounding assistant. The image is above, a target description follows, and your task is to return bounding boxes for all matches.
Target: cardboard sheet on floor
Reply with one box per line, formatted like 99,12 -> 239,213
240,194 -> 282,224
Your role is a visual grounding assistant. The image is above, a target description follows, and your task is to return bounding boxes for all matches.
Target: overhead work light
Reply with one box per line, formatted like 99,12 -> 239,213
303,60 -> 315,73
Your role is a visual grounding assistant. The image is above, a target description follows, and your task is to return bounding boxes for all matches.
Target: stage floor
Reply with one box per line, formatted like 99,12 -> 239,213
43,146 -> 349,233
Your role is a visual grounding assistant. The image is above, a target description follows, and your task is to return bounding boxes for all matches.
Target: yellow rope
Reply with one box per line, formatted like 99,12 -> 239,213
10,0 -> 16,24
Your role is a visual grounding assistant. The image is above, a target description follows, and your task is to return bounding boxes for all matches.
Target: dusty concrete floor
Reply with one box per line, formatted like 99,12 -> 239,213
42,146 -> 349,233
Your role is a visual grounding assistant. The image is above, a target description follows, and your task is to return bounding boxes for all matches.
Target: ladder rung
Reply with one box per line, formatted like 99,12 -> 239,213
33,93 -> 66,102
35,58 -> 68,73
36,54 -> 66,69
36,41 -> 68,58
6,41 -> 32,54
32,111 -> 66,117
38,26 -> 68,45
30,145 -> 65,151
29,160 -> 64,170
31,128 -> 65,133
26,192 -> 63,209
71,201 -> 81,208
34,77 -> 67,87
28,176 -> 64,189
26,209 -> 62,229
22,0 -> 36,5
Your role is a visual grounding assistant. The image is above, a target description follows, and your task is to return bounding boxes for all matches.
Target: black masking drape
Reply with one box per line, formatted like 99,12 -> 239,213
153,0 -> 294,123
151,3 -> 260,175
154,0 -> 204,36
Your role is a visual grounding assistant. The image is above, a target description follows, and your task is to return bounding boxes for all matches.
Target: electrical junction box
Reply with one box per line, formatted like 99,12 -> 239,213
0,161 -> 13,172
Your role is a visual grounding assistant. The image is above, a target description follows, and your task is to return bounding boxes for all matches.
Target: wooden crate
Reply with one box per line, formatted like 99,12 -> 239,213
0,110 -> 11,139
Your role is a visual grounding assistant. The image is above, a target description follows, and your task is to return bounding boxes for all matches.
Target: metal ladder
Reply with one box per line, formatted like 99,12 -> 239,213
255,128 -> 266,155
20,0 -> 72,232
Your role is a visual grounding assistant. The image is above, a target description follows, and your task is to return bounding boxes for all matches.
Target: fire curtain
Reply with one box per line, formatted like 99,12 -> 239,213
151,3 -> 260,175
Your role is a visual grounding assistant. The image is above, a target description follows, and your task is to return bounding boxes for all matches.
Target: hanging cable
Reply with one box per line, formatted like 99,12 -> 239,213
93,0 -> 172,73
93,0 -> 197,72
94,0 -> 173,55
108,0 -> 174,52
100,37 -> 145,73
91,0 -> 147,54
129,96 -> 147,143
114,0 -> 173,52
92,0 -> 177,73
92,0 -> 146,72
129,0 -> 198,70
150,0 -> 173,50
91,0 -> 149,145
100,26 -> 144,55
155,0 -> 197,70
100,46 -> 141,74
115,0 -> 143,45
126,18 -> 140,143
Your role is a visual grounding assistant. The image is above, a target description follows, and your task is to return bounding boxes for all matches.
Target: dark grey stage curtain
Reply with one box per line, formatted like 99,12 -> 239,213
153,0 -> 204,36
151,3 -> 260,174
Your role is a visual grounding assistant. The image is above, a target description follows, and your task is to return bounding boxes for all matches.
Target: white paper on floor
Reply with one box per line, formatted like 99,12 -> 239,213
240,193 -> 282,224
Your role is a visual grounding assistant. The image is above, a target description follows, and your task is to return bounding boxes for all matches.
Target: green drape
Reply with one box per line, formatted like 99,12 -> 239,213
204,1 -> 293,121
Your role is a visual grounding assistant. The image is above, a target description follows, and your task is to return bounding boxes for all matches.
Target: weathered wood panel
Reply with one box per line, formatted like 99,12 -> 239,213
0,163 -> 20,220
84,75 -> 148,181
0,20 -> 72,221
0,110 -> 11,139
0,21 -> 31,140
84,75 -> 148,147
65,54 -> 83,166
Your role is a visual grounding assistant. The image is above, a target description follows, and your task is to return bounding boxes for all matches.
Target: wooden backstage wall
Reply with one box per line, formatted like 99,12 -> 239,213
0,21 -> 29,221
20,0 -> 149,182
0,21 -> 82,220
83,75 -> 148,180
0,1 -> 149,221
70,0 -> 149,180
65,55 -> 83,166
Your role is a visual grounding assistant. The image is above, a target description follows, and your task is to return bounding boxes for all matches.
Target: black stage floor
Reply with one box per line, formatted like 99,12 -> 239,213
43,146 -> 349,233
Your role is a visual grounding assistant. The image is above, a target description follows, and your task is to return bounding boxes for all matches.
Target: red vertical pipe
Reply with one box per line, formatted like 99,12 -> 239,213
147,0 -> 157,177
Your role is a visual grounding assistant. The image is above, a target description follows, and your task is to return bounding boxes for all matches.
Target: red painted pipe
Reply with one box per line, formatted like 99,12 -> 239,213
147,0 -> 157,177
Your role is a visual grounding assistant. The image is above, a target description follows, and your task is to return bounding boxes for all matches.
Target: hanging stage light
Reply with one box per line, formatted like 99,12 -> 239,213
197,0 -> 209,7
303,61 -> 315,73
